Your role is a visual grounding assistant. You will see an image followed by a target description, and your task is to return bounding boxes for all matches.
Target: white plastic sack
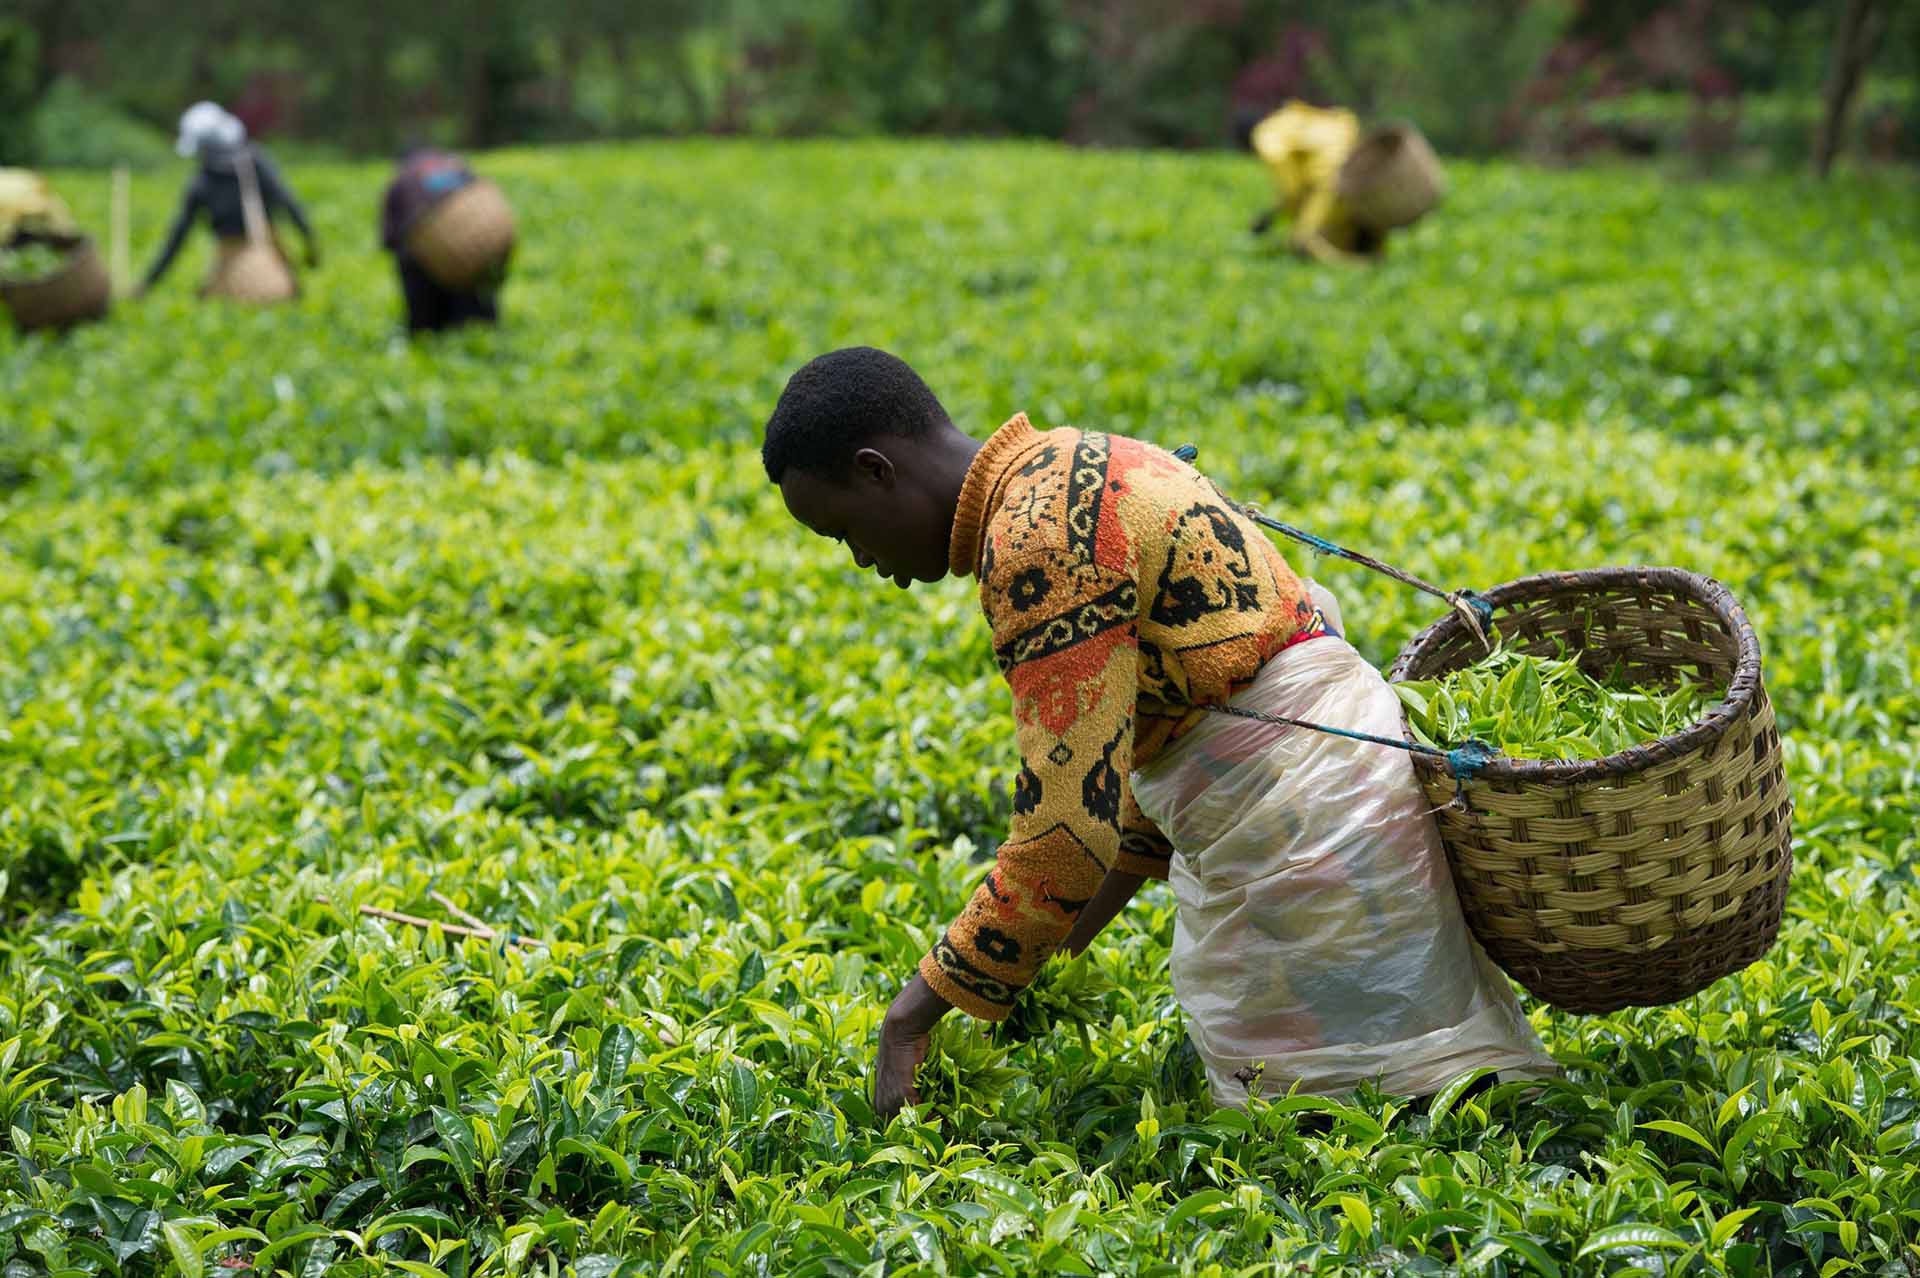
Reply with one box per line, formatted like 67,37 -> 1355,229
1131,584 -> 1558,1106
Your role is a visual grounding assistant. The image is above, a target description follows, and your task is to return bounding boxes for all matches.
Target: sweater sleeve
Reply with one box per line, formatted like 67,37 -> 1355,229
255,150 -> 313,241
141,180 -> 203,290
1116,788 -> 1174,880
918,547 -> 1142,1020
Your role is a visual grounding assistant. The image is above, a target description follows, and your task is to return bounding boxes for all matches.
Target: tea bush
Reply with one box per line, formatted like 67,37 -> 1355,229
0,141 -> 1915,1275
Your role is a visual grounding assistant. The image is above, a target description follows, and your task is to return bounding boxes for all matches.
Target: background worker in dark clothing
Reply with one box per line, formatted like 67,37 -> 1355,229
139,102 -> 319,295
381,148 -> 503,334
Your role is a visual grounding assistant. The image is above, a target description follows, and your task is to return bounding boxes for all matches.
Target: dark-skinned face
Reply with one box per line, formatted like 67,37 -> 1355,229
780,447 -> 951,590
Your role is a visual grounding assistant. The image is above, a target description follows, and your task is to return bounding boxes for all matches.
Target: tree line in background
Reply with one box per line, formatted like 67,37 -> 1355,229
2,0 -> 1915,169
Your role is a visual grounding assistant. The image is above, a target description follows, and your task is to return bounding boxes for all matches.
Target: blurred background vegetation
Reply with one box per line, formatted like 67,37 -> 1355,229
1,0 -> 1915,171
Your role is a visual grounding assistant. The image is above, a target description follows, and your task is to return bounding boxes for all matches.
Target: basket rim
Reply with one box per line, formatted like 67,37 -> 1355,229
1385,565 -> 1765,785
408,177 -> 510,237
0,233 -> 99,299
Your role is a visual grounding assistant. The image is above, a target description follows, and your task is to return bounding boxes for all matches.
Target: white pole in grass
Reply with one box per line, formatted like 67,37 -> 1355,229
110,165 -> 130,297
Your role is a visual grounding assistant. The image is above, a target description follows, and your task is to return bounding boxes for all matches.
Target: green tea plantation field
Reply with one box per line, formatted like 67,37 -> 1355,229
1,140 -> 1916,1275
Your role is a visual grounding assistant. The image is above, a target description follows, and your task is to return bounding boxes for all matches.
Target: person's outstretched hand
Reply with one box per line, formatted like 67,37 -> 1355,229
874,972 -> 952,1122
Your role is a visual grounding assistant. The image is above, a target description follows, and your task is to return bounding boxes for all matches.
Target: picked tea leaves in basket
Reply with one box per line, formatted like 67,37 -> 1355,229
1392,643 -> 1718,764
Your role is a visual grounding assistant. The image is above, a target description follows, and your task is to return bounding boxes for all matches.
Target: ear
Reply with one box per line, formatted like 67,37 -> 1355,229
850,447 -> 896,488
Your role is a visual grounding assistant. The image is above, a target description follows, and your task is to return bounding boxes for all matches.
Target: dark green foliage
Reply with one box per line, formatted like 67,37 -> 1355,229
0,19 -> 39,165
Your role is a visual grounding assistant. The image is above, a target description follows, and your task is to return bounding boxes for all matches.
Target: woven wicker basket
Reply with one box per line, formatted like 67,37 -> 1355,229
205,151 -> 297,305
1386,566 -> 1793,1014
1337,122 -> 1446,231
202,238 -> 297,304
2,235 -> 111,333
407,179 -> 515,290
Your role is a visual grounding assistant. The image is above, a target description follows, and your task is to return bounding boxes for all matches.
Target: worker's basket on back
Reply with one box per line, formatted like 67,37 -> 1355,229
1336,122 -> 1446,231
203,236 -> 297,304
407,179 -> 515,291
1,233 -> 111,333
1387,566 -> 1793,1014
203,147 -> 297,305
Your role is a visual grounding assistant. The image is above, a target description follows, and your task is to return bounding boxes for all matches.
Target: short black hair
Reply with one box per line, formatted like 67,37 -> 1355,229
761,347 -> 949,482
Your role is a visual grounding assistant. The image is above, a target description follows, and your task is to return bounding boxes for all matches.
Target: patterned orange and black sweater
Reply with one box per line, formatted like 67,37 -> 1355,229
921,413 -> 1324,1020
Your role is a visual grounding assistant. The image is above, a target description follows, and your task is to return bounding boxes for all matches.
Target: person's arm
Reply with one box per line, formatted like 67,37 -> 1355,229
872,972 -> 951,1120
877,859 -> 1153,1116
138,181 -> 201,293
875,551 -> 1139,1118
256,151 -> 318,264
1288,183 -> 1368,265
1062,769 -> 1171,952
1062,869 -> 1146,954
920,551 -> 1139,1017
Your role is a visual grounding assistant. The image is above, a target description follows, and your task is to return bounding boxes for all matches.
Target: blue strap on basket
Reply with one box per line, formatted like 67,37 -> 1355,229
1204,702 -> 1502,781
1172,441 -> 1498,783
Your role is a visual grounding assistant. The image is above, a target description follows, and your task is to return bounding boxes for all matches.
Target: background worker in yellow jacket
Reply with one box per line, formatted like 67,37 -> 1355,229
1240,101 -> 1443,264
0,168 -> 112,333
0,169 -> 78,247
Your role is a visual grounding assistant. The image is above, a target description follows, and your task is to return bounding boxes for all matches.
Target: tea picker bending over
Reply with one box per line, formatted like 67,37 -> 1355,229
138,102 -> 319,297
0,168 -> 77,247
380,147 -> 506,335
1239,100 -> 1444,264
762,348 -> 1557,1118
0,169 -> 111,333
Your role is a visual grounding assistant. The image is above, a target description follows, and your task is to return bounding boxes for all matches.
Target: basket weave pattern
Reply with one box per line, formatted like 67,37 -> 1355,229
1387,567 -> 1792,1014
203,238 -> 296,304
2,236 -> 111,332
1336,123 -> 1445,231
408,180 -> 515,291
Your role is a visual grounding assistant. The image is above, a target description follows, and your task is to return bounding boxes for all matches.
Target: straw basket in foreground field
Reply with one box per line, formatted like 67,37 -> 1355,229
1389,566 -> 1793,1014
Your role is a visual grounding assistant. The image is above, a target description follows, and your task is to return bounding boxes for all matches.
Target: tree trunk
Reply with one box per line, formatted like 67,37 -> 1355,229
1813,0 -> 1881,178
